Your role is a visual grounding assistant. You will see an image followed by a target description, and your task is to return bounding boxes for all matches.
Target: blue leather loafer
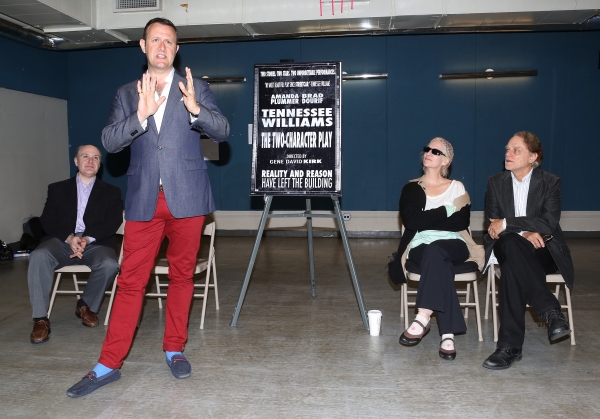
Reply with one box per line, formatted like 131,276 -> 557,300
66,369 -> 121,398
166,353 -> 192,379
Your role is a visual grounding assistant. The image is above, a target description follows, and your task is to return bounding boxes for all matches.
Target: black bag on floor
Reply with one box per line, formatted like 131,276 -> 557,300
0,240 -> 13,260
20,217 -> 45,252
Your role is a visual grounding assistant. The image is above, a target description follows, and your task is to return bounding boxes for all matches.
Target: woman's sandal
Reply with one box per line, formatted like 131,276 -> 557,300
439,337 -> 456,360
399,319 -> 431,346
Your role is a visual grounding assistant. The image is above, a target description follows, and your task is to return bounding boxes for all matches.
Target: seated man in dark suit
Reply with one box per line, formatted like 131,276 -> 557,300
28,144 -> 123,343
482,131 -> 574,370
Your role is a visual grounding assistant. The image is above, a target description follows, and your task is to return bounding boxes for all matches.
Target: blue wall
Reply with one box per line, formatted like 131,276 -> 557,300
0,36 -> 68,99
3,31 -> 600,211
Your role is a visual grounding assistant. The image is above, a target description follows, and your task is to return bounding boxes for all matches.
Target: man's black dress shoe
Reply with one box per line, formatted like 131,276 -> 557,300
541,308 -> 571,342
482,347 -> 522,370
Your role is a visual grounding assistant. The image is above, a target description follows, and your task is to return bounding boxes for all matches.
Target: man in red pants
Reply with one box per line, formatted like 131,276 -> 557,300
67,17 -> 229,397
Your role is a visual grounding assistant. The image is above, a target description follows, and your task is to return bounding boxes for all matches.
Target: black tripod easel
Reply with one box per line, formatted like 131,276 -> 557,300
230,195 -> 369,330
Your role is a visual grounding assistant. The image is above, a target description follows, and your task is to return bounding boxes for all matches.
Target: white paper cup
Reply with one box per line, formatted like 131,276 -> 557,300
367,310 -> 382,336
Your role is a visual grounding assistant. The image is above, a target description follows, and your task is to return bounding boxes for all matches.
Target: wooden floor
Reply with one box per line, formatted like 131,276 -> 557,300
0,236 -> 598,418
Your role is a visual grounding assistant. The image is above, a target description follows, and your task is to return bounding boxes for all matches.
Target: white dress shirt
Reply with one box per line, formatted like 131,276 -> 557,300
140,68 -> 174,134
139,69 -> 198,186
488,168 -> 533,266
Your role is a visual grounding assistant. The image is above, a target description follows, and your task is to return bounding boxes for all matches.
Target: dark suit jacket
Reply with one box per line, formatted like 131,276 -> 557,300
40,177 -> 123,248
483,167 -> 574,288
101,70 -> 229,221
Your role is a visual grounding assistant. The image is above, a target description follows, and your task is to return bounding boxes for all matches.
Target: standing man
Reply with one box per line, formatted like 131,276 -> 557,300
28,145 -> 122,343
67,18 -> 229,397
482,131 -> 574,370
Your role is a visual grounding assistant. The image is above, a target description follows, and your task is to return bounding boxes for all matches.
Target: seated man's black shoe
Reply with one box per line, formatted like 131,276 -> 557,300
541,308 -> 571,342
482,347 -> 522,370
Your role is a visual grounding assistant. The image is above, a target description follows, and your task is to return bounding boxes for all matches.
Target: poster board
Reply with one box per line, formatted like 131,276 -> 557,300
250,61 -> 342,196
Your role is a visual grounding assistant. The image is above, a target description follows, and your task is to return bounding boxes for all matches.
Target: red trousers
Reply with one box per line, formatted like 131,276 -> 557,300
99,192 -> 205,369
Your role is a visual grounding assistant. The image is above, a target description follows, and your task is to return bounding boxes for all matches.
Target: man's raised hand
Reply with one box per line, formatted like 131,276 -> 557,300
179,67 -> 201,116
137,73 -> 166,123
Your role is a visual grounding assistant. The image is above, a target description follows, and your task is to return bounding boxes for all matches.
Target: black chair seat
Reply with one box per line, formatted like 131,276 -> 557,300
405,259 -> 479,275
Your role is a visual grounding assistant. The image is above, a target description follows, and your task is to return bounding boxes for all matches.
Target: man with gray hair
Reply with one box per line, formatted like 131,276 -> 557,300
482,131 -> 574,370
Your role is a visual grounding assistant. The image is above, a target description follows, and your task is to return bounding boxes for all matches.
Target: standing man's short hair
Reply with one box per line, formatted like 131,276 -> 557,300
142,17 -> 178,42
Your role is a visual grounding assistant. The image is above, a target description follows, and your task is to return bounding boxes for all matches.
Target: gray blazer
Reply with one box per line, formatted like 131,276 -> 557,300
102,71 -> 229,221
483,167 -> 574,288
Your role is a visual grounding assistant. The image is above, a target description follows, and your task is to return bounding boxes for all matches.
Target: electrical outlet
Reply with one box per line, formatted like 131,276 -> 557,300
342,213 -> 351,221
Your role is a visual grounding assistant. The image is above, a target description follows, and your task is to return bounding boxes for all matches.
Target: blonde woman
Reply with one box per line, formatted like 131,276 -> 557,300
389,137 -> 482,360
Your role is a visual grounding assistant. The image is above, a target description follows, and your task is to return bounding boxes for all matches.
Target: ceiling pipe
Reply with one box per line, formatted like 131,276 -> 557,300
0,15 -> 60,50
0,17 -> 126,51
3,14 -> 600,52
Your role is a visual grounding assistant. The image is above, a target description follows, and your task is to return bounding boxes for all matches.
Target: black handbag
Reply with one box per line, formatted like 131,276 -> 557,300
0,240 -> 14,261
387,251 -> 405,285
20,216 -> 45,252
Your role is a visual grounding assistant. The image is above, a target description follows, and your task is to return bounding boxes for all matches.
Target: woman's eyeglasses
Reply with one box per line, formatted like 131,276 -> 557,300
423,146 -> 446,157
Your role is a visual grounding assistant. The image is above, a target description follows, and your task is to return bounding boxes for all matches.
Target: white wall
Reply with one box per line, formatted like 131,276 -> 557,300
0,87 -> 69,243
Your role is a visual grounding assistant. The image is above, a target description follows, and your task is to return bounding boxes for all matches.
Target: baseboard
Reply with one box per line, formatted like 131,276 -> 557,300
213,210 -> 600,238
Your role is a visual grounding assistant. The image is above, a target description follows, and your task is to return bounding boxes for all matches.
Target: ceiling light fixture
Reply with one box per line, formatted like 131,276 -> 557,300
342,72 -> 388,80
202,76 -> 246,83
199,73 -> 387,83
439,69 -> 538,80
42,25 -> 92,33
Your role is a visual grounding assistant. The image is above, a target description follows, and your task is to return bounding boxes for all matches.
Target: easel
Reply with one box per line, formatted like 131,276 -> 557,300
230,195 -> 369,330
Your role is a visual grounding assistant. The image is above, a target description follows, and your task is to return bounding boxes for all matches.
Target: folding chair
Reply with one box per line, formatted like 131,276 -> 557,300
400,228 -> 483,341
485,264 -> 575,345
47,215 -> 125,326
145,217 -> 219,329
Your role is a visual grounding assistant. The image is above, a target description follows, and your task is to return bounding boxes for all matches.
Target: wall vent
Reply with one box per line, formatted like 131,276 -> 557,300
115,0 -> 160,12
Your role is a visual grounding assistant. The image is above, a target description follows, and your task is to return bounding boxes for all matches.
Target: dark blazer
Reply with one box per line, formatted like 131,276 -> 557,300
40,177 -> 123,248
483,167 -> 574,288
102,71 -> 230,221
389,180 -> 471,284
